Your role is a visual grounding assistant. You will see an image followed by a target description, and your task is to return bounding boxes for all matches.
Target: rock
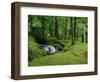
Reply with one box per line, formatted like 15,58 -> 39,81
44,45 -> 56,54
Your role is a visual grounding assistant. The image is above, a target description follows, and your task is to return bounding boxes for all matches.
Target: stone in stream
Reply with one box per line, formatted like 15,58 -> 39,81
44,45 -> 57,54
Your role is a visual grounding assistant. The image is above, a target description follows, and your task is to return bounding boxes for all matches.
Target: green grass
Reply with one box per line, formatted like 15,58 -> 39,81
28,42 -> 87,66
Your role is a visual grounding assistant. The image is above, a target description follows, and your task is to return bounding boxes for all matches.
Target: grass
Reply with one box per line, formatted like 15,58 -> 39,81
28,42 -> 87,66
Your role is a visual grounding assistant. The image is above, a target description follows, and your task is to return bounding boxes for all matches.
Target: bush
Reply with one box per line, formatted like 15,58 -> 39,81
63,42 -> 71,52
46,37 -> 57,44
28,36 -> 46,61
29,27 -> 47,44
46,37 -> 65,46
52,44 -> 63,51
46,37 -> 66,51
56,40 -> 66,47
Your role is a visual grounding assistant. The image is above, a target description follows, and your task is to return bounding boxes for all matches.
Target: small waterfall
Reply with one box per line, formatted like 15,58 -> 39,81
44,45 -> 56,54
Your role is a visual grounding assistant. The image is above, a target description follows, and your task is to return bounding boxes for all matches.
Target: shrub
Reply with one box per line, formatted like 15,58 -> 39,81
46,37 -> 66,51
63,42 -> 71,52
52,44 -> 63,51
56,40 -> 66,47
46,37 -> 57,44
28,36 -> 46,61
29,27 -> 47,44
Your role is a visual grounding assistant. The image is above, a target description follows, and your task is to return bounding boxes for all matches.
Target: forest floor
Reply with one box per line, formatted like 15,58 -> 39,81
28,42 -> 88,66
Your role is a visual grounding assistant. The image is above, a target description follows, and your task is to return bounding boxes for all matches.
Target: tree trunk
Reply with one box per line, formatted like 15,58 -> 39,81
85,31 -> 88,43
82,32 -> 84,42
29,16 -> 33,35
81,24 -> 84,43
41,16 -> 45,36
76,27 -> 78,40
74,17 -> 76,41
55,17 -> 59,38
49,18 -> 54,37
65,18 -> 67,39
70,17 -> 75,45
83,24 -> 86,43
85,25 -> 88,43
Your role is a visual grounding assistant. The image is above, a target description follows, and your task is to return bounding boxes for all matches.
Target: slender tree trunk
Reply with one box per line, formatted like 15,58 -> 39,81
49,24 -> 52,37
81,24 -> 84,43
52,17 -> 55,37
65,18 -> 67,39
76,18 -> 79,41
76,27 -> 78,40
69,29 -> 71,39
85,25 -> 88,43
74,17 -> 76,41
29,16 -> 33,35
30,17 -> 33,28
70,17 -> 75,45
82,32 -> 84,42
41,16 -> 45,36
55,17 -> 59,38
85,31 -> 88,43
84,24 -> 86,43
49,18 -> 54,37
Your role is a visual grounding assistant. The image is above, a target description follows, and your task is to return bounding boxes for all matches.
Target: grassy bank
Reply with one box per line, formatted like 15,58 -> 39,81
28,42 -> 87,66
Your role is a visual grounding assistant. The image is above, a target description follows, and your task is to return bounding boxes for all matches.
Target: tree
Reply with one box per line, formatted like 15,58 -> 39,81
76,27 -> 79,40
74,17 -> 77,41
85,31 -> 88,43
65,17 -> 67,39
49,17 -> 55,37
41,16 -> 45,36
55,17 -> 59,38
70,17 -> 75,45
28,15 -> 33,33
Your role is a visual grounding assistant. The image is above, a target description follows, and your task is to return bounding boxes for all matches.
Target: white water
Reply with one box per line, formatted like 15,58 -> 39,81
44,45 -> 56,54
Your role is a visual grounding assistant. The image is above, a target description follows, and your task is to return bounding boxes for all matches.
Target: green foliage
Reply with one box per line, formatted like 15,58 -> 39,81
45,37 -> 56,44
46,37 -> 66,51
28,36 -> 46,61
28,15 -> 88,65
52,44 -> 63,51
63,42 -> 72,51
29,27 -> 47,44
56,40 -> 66,47
29,42 -> 87,66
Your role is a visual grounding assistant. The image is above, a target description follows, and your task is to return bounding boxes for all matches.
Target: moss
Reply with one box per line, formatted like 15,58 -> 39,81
29,42 -> 87,66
